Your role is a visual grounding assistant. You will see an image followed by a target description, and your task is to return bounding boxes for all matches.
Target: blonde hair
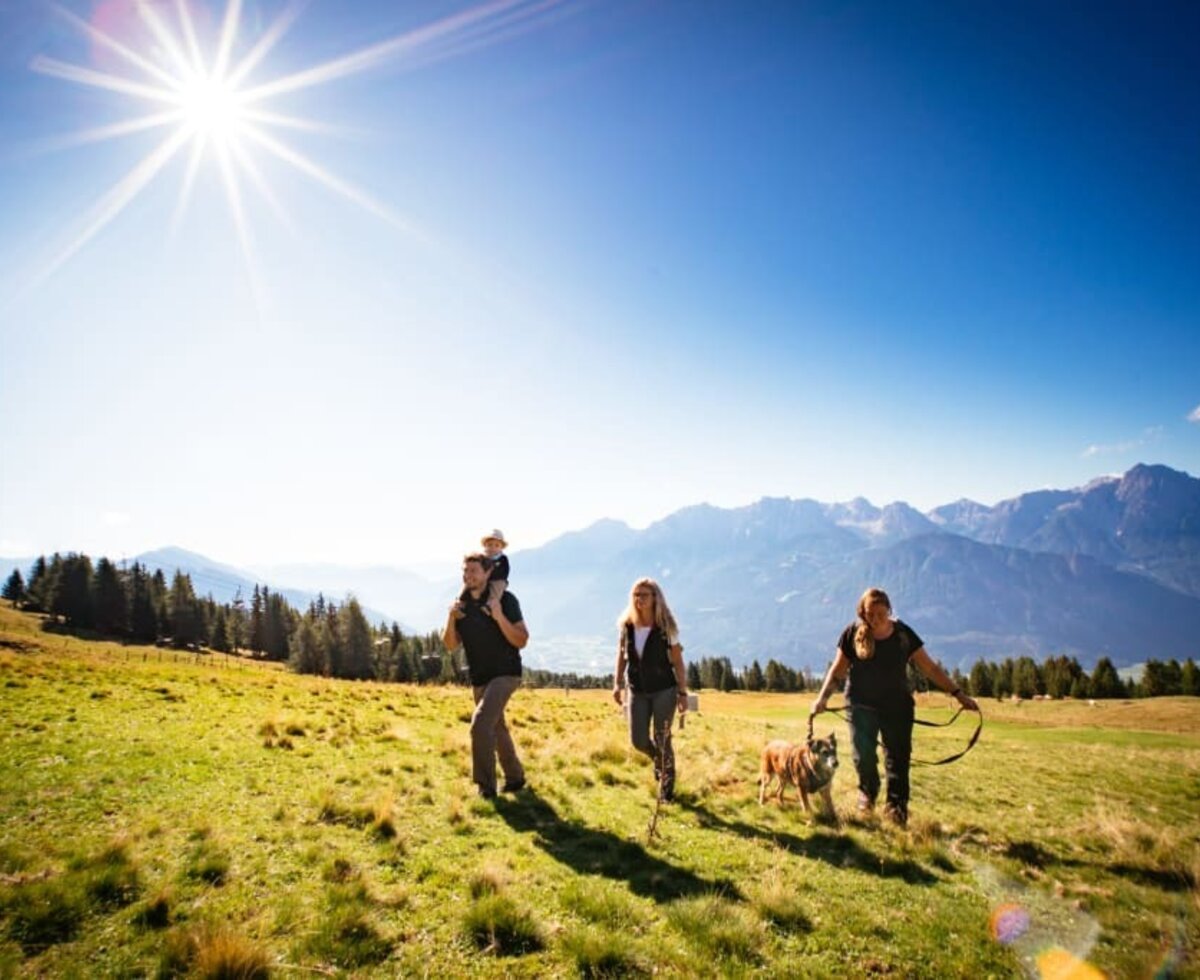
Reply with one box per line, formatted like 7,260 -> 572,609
617,577 -> 679,642
853,587 -> 892,660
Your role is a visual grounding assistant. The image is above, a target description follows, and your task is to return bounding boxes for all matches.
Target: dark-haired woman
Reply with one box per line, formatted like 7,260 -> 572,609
612,578 -> 688,801
811,587 -> 977,827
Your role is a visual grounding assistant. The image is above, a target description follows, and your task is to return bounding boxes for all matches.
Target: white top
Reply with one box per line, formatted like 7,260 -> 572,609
633,626 -> 652,656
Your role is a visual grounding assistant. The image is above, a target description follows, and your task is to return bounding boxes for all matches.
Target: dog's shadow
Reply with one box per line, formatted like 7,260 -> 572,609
494,790 -> 742,903
676,798 -> 939,885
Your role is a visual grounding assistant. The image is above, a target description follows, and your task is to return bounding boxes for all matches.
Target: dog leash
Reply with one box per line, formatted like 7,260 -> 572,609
808,702 -> 983,767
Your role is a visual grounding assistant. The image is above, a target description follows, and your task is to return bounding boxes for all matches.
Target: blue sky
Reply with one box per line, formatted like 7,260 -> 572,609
1,0 -> 1197,567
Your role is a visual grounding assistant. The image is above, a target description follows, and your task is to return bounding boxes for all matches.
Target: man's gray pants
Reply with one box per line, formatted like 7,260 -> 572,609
471,675 -> 524,794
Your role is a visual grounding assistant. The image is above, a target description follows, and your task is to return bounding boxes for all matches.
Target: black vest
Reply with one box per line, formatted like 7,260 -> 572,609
622,623 -> 676,694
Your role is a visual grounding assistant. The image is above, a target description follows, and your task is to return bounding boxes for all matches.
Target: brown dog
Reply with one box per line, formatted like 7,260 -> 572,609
757,734 -> 839,822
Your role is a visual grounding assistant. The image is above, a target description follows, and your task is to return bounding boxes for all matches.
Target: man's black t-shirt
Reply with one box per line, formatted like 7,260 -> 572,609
457,591 -> 523,686
837,619 -> 922,710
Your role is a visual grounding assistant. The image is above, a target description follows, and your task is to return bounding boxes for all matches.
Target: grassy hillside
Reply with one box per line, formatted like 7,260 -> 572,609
1,606 -> 1196,977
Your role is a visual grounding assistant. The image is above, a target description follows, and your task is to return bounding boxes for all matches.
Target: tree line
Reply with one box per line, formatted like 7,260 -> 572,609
2,553 -> 456,684
5,553 -> 1196,697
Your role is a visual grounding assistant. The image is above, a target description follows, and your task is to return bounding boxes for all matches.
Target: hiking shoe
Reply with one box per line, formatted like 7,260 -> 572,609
883,803 -> 908,828
501,778 -> 526,793
857,792 -> 876,814
477,786 -> 497,800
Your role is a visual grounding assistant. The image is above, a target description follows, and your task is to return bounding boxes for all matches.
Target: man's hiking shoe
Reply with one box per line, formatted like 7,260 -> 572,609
857,792 -> 875,814
477,786 -> 497,800
884,802 -> 908,828
501,778 -> 526,794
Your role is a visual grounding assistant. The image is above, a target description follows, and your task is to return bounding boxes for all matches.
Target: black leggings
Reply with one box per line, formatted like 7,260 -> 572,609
849,703 -> 914,809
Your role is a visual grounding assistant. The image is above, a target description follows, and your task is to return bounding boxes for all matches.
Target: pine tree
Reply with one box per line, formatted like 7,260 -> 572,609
150,569 -> 169,634
339,598 -> 375,680
229,588 -> 247,653
51,554 -> 94,628
289,615 -> 324,675
1090,657 -> 1122,698
264,592 -> 290,661
744,660 -> 764,692
92,557 -> 128,636
2,569 -> 24,607
24,556 -> 50,612
996,658 -> 1015,699
128,564 -> 158,643
249,585 -> 265,656
168,571 -> 202,648
1180,659 -> 1198,697
1140,660 -> 1168,697
322,603 -> 341,677
968,660 -> 994,697
209,605 -> 230,652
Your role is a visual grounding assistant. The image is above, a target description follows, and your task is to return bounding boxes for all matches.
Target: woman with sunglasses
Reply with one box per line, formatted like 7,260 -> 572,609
613,578 -> 688,801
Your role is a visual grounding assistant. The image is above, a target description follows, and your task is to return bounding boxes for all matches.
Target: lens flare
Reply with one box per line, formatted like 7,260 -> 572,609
989,902 -> 1031,945
25,0 -> 567,296
1036,946 -> 1107,980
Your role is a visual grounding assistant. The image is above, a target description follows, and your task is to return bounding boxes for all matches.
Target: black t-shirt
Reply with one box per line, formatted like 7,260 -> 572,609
457,591 -> 523,686
837,619 -> 922,710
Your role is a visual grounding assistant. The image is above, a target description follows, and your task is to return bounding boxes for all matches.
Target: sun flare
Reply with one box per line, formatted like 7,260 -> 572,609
177,74 -> 243,140
27,0 -> 565,293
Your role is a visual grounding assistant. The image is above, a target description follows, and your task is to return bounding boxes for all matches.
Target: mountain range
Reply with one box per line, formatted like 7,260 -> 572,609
3,464 -> 1197,673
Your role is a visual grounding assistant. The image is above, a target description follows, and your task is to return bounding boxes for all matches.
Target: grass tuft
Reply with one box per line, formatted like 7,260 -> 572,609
666,895 -> 764,963
134,888 -> 173,929
560,879 -> 637,928
468,865 -> 506,899
192,925 -> 271,979
73,841 -> 141,909
560,925 -> 646,977
305,893 -> 391,968
462,893 -> 545,956
185,840 -> 231,886
2,877 -> 86,952
323,857 -> 358,883
750,876 -> 813,934
370,792 -> 398,839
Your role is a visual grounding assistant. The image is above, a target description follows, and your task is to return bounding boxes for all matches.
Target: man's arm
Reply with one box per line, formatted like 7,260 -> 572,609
443,603 -> 463,651
487,595 -> 528,649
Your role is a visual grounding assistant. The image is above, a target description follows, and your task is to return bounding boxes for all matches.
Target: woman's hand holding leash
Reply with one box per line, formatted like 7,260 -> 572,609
951,688 -> 980,712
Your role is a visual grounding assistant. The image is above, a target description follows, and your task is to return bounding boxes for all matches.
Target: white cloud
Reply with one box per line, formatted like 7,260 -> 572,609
101,511 -> 131,527
1081,426 -> 1163,458
1188,404 -> 1200,424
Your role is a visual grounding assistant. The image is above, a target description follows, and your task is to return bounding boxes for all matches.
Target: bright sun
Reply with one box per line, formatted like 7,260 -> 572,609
27,0 -> 561,292
177,75 -> 243,140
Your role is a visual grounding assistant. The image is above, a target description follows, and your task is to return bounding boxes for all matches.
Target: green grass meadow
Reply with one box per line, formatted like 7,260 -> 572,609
1,605 -> 1197,978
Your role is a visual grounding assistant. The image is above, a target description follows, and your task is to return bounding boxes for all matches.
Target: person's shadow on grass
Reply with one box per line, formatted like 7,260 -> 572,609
675,796 -> 939,885
494,790 -> 743,903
